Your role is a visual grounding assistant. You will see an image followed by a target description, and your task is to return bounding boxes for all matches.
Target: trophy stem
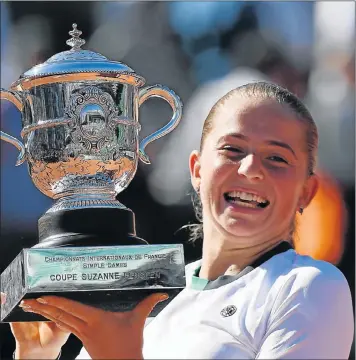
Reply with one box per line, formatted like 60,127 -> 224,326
48,193 -> 125,213
36,195 -> 148,248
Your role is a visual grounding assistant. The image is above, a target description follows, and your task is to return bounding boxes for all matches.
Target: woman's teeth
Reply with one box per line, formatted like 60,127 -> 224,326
229,199 -> 257,208
224,191 -> 269,208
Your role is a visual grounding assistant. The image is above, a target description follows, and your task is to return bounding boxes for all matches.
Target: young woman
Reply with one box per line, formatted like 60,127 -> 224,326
2,82 -> 354,359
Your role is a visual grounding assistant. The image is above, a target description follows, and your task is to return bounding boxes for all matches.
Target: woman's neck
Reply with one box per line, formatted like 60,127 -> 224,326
199,229 -> 288,281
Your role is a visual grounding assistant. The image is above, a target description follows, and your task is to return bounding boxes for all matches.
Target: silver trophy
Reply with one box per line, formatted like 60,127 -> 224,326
0,24 -> 185,322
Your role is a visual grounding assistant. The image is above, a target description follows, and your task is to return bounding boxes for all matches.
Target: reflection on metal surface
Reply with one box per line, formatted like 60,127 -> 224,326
138,85 -> 183,164
0,89 -> 26,165
25,244 -> 185,291
0,23 -> 183,213
65,23 -> 86,50
13,73 -> 145,90
16,24 -> 143,88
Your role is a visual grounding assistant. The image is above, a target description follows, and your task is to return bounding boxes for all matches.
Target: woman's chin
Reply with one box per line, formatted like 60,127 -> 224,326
221,217 -> 266,239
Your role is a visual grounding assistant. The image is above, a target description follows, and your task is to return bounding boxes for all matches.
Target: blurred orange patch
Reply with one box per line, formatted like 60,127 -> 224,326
294,171 -> 348,265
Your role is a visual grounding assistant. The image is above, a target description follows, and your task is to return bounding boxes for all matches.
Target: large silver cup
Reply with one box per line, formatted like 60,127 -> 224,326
1,24 -> 185,322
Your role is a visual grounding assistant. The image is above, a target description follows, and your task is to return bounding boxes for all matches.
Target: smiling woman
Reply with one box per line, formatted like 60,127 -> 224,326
4,82 -> 354,360
188,82 -> 318,246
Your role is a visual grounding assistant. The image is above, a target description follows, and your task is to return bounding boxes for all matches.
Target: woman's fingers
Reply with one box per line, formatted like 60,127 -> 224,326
41,311 -> 78,338
18,293 -> 169,341
1,292 -> 6,305
19,300 -> 86,337
22,307 -> 80,338
21,296 -> 99,322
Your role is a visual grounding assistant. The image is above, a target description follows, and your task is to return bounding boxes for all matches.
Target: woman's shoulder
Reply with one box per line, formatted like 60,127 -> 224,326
263,250 -> 354,343
288,250 -> 347,282
271,250 -> 351,300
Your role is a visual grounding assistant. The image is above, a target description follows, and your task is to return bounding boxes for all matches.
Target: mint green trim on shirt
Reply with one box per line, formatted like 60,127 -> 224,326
188,242 -> 292,291
190,266 -> 209,290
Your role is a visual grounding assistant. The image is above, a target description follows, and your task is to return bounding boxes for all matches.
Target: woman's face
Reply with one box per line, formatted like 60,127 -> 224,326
190,97 -> 318,246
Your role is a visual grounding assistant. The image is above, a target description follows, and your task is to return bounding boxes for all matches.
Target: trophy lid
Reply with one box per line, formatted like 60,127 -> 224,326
14,24 -> 145,87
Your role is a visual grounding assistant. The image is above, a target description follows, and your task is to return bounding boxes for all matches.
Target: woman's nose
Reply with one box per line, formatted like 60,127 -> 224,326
237,154 -> 264,181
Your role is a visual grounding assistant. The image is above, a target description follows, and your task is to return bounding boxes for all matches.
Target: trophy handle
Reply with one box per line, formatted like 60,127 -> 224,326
0,89 -> 26,166
138,85 -> 183,164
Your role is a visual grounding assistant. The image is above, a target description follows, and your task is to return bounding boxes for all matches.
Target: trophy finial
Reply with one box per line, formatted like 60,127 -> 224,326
66,23 -> 86,51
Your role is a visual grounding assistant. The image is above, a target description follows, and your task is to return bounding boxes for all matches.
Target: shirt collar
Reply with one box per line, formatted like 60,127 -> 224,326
190,241 -> 293,291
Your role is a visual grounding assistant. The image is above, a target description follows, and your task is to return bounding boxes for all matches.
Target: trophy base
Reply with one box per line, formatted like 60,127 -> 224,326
1,207 -> 186,322
1,244 -> 185,322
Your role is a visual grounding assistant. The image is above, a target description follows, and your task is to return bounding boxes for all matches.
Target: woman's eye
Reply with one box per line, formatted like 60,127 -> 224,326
267,155 -> 288,164
222,147 -> 243,153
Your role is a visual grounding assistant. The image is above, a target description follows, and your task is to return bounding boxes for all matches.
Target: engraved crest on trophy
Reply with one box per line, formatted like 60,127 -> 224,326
65,86 -> 119,154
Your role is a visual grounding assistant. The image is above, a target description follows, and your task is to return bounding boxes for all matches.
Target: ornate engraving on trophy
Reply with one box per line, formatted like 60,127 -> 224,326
47,196 -> 127,212
48,50 -> 108,62
19,83 -> 141,201
65,86 -> 118,153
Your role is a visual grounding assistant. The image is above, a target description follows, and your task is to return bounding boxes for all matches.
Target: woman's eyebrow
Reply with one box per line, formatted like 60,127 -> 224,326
220,133 -> 297,159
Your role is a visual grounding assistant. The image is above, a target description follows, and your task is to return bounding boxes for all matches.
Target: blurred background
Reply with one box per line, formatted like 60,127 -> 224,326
0,1 -> 354,358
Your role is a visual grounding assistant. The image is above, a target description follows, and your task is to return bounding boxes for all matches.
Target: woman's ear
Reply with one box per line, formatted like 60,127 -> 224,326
189,150 -> 201,191
300,173 -> 319,209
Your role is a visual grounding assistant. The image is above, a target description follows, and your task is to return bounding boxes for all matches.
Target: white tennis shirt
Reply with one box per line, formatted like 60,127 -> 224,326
77,242 -> 354,359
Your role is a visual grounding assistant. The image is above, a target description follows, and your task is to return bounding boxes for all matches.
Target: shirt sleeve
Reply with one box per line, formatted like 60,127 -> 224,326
256,265 -> 354,359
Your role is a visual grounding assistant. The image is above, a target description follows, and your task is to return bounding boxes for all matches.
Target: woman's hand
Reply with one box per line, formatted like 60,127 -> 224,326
1,293 -> 70,359
19,293 -> 168,360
